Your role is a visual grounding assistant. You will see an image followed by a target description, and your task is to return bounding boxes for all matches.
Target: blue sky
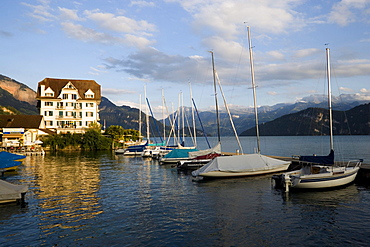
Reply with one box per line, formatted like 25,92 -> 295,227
1,0 -> 370,117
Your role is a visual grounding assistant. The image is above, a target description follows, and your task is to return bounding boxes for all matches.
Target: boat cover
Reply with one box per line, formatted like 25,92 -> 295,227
192,154 -> 289,176
0,179 -> 28,201
299,149 -> 334,165
148,141 -> 166,146
0,151 -> 26,161
188,142 -> 221,159
125,141 -> 148,152
162,148 -> 198,159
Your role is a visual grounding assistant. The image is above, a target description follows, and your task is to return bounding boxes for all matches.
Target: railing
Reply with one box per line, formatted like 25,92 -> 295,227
346,159 -> 363,168
55,115 -> 82,119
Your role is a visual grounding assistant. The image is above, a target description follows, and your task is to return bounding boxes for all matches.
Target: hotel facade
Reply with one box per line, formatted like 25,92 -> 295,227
36,78 -> 101,134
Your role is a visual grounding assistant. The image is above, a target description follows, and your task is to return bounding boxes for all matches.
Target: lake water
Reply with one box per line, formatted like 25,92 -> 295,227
1,136 -> 369,246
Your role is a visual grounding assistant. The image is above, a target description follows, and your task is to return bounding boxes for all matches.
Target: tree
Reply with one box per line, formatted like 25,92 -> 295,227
80,129 -> 112,150
88,121 -> 102,132
105,125 -> 125,141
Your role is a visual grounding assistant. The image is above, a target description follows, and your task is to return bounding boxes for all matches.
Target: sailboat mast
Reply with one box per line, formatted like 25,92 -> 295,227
162,89 -> 166,142
247,26 -> 261,154
210,51 -> 221,143
144,85 -> 150,142
189,82 -> 197,147
139,94 -> 142,140
326,48 -> 334,151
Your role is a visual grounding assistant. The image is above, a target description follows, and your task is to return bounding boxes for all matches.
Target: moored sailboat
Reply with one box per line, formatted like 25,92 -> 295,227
272,48 -> 363,192
192,26 -> 290,179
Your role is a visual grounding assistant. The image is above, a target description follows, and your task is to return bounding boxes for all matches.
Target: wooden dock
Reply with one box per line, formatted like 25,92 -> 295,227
15,151 -> 45,156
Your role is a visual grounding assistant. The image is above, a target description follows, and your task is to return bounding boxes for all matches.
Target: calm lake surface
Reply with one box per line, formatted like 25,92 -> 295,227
1,136 -> 369,246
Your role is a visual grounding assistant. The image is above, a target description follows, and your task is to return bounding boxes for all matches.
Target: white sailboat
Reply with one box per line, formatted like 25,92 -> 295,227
192,26 -> 290,179
272,48 -> 362,192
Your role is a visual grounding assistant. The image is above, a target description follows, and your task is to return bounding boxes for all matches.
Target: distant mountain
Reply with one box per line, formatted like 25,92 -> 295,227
0,74 -> 38,115
0,75 -> 37,105
99,96 -> 164,137
177,95 -> 370,136
0,84 -> 38,115
240,103 -> 370,136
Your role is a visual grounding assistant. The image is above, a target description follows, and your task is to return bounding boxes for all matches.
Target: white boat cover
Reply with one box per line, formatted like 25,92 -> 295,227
0,179 -> 28,201
188,142 -> 221,159
192,154 -> 289,176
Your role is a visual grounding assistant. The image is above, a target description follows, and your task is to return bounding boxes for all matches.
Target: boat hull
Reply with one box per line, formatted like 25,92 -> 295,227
292,167 -> 359,189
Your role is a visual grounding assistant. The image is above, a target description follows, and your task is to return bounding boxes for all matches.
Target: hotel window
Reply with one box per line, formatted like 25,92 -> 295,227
44,111 -> 53,116
86,112 -> 93,117
63,94 -> 68,99
72,94 -> 77,100
45,102 -> 53,106
45,93 -> 54,97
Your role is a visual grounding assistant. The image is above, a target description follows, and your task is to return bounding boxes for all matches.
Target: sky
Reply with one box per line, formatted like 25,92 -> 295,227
1,0 -> 370,118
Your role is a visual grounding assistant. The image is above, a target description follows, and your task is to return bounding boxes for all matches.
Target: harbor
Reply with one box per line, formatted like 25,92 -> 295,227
0,136 -> 369,246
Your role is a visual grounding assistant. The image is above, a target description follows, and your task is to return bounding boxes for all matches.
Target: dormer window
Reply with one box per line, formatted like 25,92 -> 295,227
65,82 -> 76,89
44,87 -> 55,97
84,89 -> 95,99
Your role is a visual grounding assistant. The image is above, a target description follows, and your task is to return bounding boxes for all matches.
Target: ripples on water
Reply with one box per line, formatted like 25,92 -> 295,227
0,137 -> 370,246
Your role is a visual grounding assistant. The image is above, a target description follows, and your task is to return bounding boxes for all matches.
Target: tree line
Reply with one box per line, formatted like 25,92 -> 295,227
41,123 -> 141,151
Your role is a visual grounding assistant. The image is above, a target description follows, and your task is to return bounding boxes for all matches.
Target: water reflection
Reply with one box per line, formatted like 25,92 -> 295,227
23,152 -> 103,239
1,150 -> 369,246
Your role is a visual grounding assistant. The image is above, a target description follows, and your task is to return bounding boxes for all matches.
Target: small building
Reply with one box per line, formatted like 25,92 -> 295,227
36,78 -> 101,134
0,115 -> 48,147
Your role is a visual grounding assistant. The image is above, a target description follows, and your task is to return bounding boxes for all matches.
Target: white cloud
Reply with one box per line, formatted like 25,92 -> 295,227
267,50 -> 285,60
22,0 -> 55,22
171,0 -> 305,39
328,0 -> 370,26
83,10 -> 156,34
339,86 -> 353,92
58,7 -> 81,21
89,66 -> 107,76
103,88 -> 136,95
360,88 -> 369,93
61,22 -> 154,48
267,91 -> 278,95
294,48 -> 321,58
130,1 -> 156,8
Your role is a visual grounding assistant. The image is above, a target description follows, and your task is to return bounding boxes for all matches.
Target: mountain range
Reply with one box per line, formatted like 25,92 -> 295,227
0,74 -> 369,136
240,104 -> 370,136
